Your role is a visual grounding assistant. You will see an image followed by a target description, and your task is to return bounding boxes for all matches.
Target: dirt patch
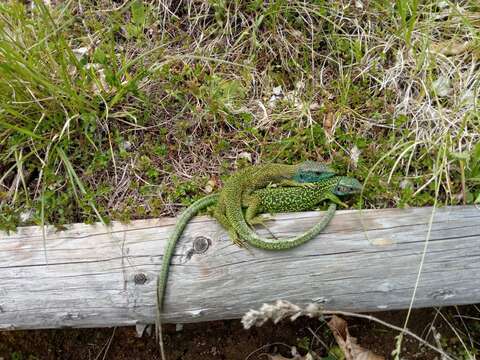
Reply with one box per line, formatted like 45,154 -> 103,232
2,307 -> 470,360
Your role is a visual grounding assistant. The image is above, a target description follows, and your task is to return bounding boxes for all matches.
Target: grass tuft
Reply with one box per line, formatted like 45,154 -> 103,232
1,1 -> 480,357
0,0 -> 479,233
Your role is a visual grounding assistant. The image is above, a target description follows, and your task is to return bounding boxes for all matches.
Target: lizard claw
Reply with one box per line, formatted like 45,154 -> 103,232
229,231 -> 255,255
230,231 -> 247,248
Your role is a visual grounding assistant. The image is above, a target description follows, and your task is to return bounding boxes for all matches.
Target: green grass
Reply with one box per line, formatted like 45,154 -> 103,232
0,0 -> 479,233
1,1 -> 480,357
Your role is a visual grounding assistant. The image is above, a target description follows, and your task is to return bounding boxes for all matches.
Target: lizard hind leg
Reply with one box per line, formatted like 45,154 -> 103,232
244,195 -> 277,239
248,215 -> 278,240
230,229 -> 250,248
243,194 -> 268,226
247,214 -> 274,226
212,206 -> 250,248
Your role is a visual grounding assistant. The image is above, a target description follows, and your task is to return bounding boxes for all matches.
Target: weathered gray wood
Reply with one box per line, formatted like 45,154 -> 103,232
1,206 -> 479,330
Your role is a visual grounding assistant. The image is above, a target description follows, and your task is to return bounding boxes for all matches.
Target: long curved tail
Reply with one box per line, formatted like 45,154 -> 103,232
241,203 -> 337,250
156,193 -> 219,360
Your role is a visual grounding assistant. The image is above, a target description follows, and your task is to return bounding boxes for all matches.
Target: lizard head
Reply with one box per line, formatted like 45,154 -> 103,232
332,176 -> 362,196
293,161 -> 336,183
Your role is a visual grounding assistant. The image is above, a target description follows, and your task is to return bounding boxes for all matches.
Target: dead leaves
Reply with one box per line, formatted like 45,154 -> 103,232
263,345 -> 326,360
260,315 -> 384,360
267,354 -> 315,360
243,301 -> 384,359
327,316 -> 384,360
430,40 -> 473,56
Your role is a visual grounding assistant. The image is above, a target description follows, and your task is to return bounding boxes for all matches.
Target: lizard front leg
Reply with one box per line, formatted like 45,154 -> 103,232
323,193 -> 349,208
242,194 -> 277,238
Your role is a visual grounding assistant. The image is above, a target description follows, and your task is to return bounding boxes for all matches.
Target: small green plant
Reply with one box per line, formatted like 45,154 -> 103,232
0,1 -> 152,228
0,0 -> 478,241
297,336 -> 311,351
126,1 -> 146,39
10,351 -> 38,360
395,0 -> 419,47
466,142 -> 480,203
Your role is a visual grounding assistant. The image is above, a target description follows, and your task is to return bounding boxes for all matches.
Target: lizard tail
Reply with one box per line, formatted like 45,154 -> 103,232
244,203 -> 337,250
156,193 -> 220,359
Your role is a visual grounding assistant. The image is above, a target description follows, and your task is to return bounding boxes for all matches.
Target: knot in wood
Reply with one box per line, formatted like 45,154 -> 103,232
134,273 -> 148,285
193,236 -> 210,254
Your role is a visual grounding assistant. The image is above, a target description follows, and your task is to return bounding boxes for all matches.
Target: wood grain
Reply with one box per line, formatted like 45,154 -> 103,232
1,206 -> 479,330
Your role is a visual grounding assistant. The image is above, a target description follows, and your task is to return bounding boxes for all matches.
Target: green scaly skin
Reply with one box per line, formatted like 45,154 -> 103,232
213,161 -> 336,247
156,161 -> 335,358
241,176 -> 362,250
247,176 -> 361,215
156,193 -> 219,360
156,176 -> 362,358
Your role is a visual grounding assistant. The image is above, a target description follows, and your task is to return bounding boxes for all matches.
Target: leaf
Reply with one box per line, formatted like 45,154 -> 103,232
473,142 -> 480,161
0,116 -> 43,140
430,40 -> 471,56
56,147 -> 104,223
323,111 -> 334,136
131,1 -> 145,26
432,76 -> 451,97
475,193 -> 480,204
93,48 -> 108,64
327,316 -> 384,360
450,151 -> 470,161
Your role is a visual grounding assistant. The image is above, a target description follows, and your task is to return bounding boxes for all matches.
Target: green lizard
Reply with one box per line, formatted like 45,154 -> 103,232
213,163 -> 363,250
242,176 -> 362,249
156,175 -> 361,359
212,161 -> 337,246
247,177 -> 360,215
157,161 -> 336,358
156,172 -> 362,359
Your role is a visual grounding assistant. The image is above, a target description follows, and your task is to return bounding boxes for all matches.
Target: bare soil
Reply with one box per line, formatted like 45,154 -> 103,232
1,307 -> 468,360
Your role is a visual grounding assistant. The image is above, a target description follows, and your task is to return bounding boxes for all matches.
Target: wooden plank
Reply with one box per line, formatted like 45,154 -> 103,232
0,205 -> 479,330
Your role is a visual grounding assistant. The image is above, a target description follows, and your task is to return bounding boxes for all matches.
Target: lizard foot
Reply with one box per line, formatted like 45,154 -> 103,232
229,231 -> 248,248
247,214 -> 274,225
247,215 -> 278,240
229,231 -> 255,255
